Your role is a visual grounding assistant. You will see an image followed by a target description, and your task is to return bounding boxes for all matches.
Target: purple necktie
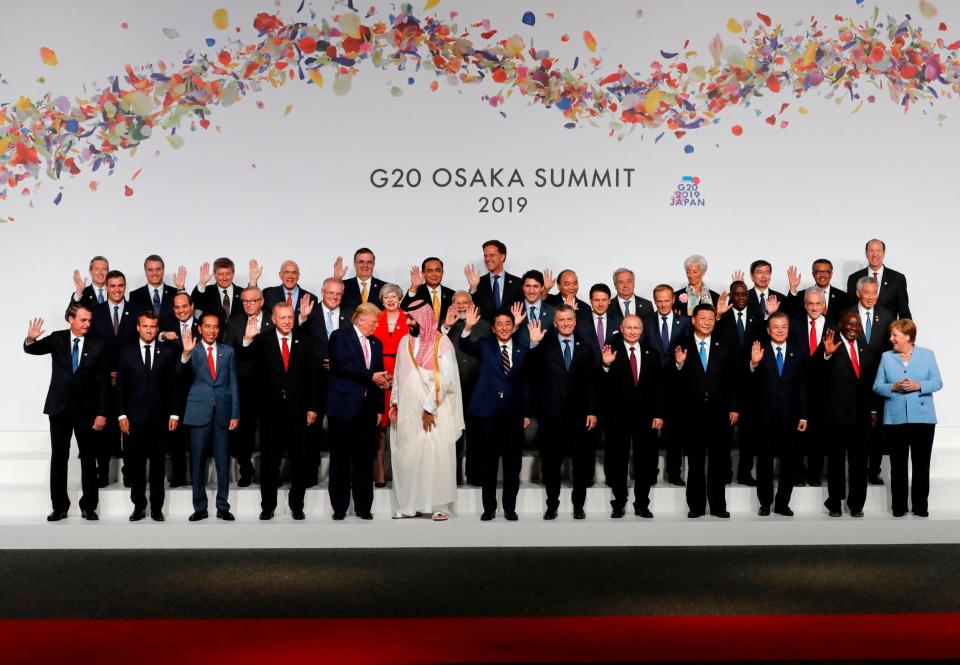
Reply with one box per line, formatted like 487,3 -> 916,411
596,316 -> 604,350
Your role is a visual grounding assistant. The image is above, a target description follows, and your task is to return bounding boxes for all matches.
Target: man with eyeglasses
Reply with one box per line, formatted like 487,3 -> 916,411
784,258 -> 852,325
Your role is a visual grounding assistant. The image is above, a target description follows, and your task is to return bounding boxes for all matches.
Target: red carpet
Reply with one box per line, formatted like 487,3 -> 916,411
1,613 -> 957,663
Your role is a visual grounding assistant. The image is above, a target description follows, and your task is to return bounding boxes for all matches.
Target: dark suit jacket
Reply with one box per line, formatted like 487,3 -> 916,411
240,330 -> 319,421
815,341 -> 879,428
191,283 -> 245,333
473,272 -> 522,320
715,307 -> 764,351
262,285 -> 318,325
544,294 -> 591,327
224,314 -> 276,414
303,306 -> 354,415
89,300 -> 139,372
527,334 -> 597,421
608,294 -> 654,329
601,341 -> 663,426
178,343 -> 240,428
401,284 -> 455,324
341,277 -> 385,311
326,328 -> 385,421
641,312 -> 692,364
784,286 -> 852,324
512,301 -> 556,348
460,336 -> 529,420
575,311 -> 622,363
445,318 -> 491,399
128,283 -> 179,331
68,284 -> 105,312
115,341 -> 179,427
842,304 -> 894,357
746,288 -> 787,322
846,267 -> 911,320
748,341 -> 808,426
23,331 -> 110,419
670,335 -> 739,420
787,316 -> 839,357
672,287 -> 720,317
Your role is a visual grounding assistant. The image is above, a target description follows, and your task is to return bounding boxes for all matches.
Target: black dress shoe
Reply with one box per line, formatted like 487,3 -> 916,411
868,475 -> 885,485
851,511 -> 864,518
259,509 -> 274,521
81,509 -> 99,521
774,507 -> 794,517
374,482 -> 387,488
758,506 -> 771,516
358,512 -> 373,520
738,475 -> 758,487
892,510 -> 906,518
97,478 -> 109,489
913,510 -> 929,518
711,510 -> 731,519
480,511 -> 495,521
573,510 -> 586,520
611,507 -> 625,519
828,510 -> 842,518
151,511 -> 165,522
635,508 -> 654,518
46,510 -> 68,522
291,510 -> 306,521
504,511 -> 518,521
188,510 -> 208,521
216,510 -> 235,521
543,508 -> 558,520
332,512 -> 346,521
807,479 -> 823,487
237,476 -> 253,488
668,476 -> 686,487
129,508 -> 146,522
793,479 -> 807,487
687,511 -> 704,519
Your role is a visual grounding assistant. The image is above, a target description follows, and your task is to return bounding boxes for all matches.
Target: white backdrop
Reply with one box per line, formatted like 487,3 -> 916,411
0,0 -> 956,429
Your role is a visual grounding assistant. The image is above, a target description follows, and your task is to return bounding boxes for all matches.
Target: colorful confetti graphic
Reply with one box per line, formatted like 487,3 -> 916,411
1,4 -> 959,204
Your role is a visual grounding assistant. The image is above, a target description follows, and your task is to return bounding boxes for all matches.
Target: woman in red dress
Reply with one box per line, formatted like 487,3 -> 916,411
373,284 -> 408,487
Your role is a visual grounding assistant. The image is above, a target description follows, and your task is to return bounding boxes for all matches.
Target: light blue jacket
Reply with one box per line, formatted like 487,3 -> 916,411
872,346 -> 942,425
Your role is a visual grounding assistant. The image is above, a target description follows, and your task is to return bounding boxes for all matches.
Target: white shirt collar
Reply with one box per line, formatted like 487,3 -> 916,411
694,334 -> 711,345
770,340 -> 786,353
276,329 -> 291,342
139,338 -> 155,352
203,341 -> 216,352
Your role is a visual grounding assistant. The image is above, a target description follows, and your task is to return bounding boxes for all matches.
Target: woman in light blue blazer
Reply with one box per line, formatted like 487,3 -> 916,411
873,319 -> 943,517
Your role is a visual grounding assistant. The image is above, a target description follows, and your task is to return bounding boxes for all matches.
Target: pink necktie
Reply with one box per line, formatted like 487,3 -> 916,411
361,335 -> 371,369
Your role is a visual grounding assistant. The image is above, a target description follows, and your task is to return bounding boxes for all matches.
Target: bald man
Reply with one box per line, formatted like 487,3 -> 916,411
262,260 -> 317,326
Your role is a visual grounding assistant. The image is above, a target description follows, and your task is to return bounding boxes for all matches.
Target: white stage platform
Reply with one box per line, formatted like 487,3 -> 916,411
0,429 -> 958,549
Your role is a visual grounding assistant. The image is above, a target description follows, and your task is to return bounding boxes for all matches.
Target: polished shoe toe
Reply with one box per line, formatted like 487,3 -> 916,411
913,510 -> 929,518
758,507 -> 771,517
610,508 -> 625,519
635,508 -> 654,519
81,510 -> 99,521
291,510 -> 306,521
129,509 -> 146,522
259,510 -> 274,521
480,511 -> 495,522
828,510 -> 842,518
774,507 -> 794,517
573,510 -> 586,520
332,512 -> 346,521
357,512 -> 374,520
504,511 -> 519,521
711,511 -> 731,519
151,511 -> 165,522
687,511 -> 704,519
543,509 -> 558,521
851,511 -> 864,518
892,510 -> 906,518
216,510 -> 235,521
46,510 -> 68,522
188,510 -> 208,522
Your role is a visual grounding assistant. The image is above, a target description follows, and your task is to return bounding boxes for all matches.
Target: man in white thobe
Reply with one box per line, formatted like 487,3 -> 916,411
389,300 -> 464,520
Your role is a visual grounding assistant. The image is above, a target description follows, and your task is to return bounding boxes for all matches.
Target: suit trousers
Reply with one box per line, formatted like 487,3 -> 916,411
538,416 -> 593,512
475,415 -> 523,514
124,422 -> 168,512
682,415 -> 730,515
190,423 -> 231,512
756,422 -> 798,510
259,417 -> 311,512
887,423 -> 935,515
825,424 -> 869,513
48,412 -> 99,513
604,420 -> 658,511
328,410 -> 378,515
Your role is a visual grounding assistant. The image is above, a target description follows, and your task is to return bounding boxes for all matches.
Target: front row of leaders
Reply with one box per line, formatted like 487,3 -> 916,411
24,286 -> 942,523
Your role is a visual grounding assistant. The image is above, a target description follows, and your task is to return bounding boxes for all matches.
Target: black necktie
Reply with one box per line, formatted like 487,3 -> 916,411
222,289 -> 231,317
736,311 -> 745,343
144,344 -> 152,373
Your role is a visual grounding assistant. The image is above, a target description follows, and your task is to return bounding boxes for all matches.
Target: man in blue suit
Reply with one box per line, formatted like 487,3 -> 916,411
459,307 -> 531,521
747,311 -> 808,516
179,312 -> 240,521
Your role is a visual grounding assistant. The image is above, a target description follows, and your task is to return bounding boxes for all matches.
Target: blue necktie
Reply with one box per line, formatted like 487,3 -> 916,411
698,340 -> 707,370
492,275 -> 501,309
97,288 -> 104,304
864,311 -> 872,344
623,300 -> 631,316
326,310 -> 335,337
152,288 -> 161,313
71,337 -> 80,374
776,346 -> 784,376
563,339 -> 572,371
736,311 -> 745,343
661,316 -> 670,350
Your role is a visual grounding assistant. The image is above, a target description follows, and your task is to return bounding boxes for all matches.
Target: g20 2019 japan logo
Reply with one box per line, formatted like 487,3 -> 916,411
671,176 -> 705,207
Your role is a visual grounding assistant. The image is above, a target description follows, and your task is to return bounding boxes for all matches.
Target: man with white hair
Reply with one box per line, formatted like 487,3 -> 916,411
608,268 -> 653,330
262,260 -> 317,325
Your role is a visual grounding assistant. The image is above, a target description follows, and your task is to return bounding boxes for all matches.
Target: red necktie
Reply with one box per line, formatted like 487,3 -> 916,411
206,345 -> 217,381
809,319 -> 818,356
848,341 -> 860,378
286,290 -> 293,306
629,346 -> 639,386
281,336 -> 290,371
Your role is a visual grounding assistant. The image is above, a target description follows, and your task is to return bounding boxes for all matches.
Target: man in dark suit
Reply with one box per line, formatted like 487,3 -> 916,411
544,269 -> 590,317
464,239 -> 523,320
191,257 -> 257,334
747,311 -> 808,516
24,305 -> 110,521
459,308 -> 530,520
576,284 -> 621,360
746,259 -> 786,322
127,255 -> 181,331
240,302 -> 319,520
843,275 -> 894,484
326,303 -> 389,520
784,259 -> 852,324
845,239 -> 911,320
442,290 -> 492,486
671,304 -> 740,518
116,310 -> 180,521
601,315 -> 664,518
608,268 -> 654,328
642,284 -> 692,486
179,313 -> 240,521
159,292 -> 199,487
402,257 -> 455,324
527,304 -> 598,520
302,277 -> 355,485
89,270 -> 139,487
512,270 -> 556,347
69,255 -> 109,310
818,312 -> 879,517
262,260 -> 317,325
224,287 -> 274,486
340,248 -> 385,310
